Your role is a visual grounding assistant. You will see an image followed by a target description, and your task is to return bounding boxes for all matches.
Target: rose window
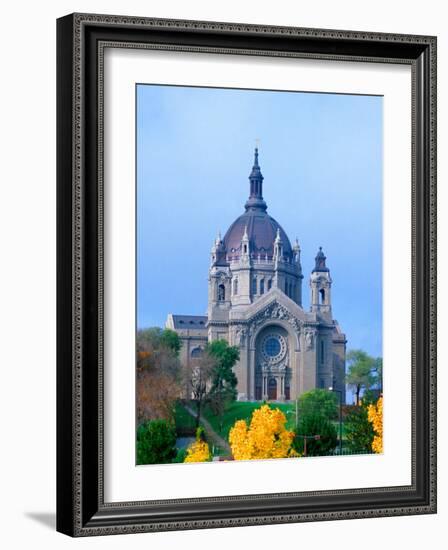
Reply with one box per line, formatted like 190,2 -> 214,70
261,333 -> 287,364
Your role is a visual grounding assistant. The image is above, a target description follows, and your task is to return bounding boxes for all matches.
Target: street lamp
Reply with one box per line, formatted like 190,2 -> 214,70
329,386 -> 343,455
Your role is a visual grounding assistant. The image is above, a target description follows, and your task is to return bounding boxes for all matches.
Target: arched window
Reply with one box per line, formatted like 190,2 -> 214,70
243,244 -> 247,254
191,347 -> 203,358
218,284 -> 225,301
260,279 -> 265,295
252,278 -> 257,295
319,288 -> 325,304
233,278 -> 238,295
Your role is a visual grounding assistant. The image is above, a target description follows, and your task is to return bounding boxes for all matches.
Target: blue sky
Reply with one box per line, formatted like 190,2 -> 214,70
137,84 -> 383,359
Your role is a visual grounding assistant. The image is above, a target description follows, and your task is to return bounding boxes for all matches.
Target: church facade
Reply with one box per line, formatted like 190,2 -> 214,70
166,148 -> 346,403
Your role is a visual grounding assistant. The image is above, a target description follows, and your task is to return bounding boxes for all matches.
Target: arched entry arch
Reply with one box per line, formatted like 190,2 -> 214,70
254,324 -> 292,402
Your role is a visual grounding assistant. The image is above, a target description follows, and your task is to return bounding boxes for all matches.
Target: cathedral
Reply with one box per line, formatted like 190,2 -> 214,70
166,148 -> 346,403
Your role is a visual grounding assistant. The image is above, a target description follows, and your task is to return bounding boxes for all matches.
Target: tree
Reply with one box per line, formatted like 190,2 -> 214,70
297,389 -> 338,421
344,405 -> 375,453
136,419 -> 177,465
185,352 -> 216,428
229,404 -> 298,460
373,357 -> 383,393
160,329 -> 182,357
346,350 -> 377,405
293,414 -> 338,456
207,340 -> 239,398
137,365 -> 182,424
206,340 -> 239,430
137,327 -> 181,357
184,340 -> 239,429
184,427 -> 211,463
136,329 -> 183,424
367,396 -> 383,453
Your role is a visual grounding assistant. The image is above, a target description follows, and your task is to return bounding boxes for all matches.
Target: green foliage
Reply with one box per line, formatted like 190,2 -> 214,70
294,413 -> 338,456
297,389 -> 338,421
372,357 -> 383,392
172,448 -> 188,463
196,426 -> 206,441
344,405 -> 375,453
202,341 -> 240,432
362,389 -> 381,406
160,329 -> 182,356
137,327 -> 181,356
136,419 -> 177,465
346,350 -> 377,405
206,340 -> 239,403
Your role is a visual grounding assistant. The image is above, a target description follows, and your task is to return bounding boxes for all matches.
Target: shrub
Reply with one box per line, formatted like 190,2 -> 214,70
172,448 -> 188,463
367,397 -> 383,453
345,404 -> 374,453
294,413 -> 337,456
184,427 -> 211,463
297,389 -> 338,421
229,404 -> 298,460
136,419 -> 177,465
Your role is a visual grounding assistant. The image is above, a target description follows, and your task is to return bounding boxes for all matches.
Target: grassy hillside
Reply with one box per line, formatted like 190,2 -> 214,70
202,401 -> 296,439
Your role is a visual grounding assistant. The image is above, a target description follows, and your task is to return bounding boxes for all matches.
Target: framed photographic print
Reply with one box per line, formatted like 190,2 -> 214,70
56,13 -> 437,536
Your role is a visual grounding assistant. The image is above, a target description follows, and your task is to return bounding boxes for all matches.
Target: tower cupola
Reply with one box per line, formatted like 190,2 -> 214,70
313,246 -> 329,272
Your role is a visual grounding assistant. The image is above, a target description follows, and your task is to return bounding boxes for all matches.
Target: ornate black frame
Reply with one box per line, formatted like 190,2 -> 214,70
56,13 -> 437,537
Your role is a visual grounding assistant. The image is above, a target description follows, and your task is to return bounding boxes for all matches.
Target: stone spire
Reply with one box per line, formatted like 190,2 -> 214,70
293,238 -> 301,263
241,224 -> 250,258
245,147 -> 267,212
274,228 -> 283,260
211,230 -> 226,266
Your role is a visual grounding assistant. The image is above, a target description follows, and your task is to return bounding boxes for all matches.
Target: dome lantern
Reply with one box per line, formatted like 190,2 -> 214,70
245,147 -> 267,212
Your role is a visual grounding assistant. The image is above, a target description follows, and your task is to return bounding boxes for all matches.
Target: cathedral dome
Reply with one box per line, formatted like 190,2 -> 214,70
222,148 -> 293,261
224,210 -> 293,260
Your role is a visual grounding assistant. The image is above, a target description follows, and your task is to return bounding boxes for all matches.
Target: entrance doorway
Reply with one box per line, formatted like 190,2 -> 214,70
268,378 -> 277,400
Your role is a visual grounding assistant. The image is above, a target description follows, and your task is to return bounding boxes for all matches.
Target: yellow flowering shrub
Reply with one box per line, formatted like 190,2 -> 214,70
229,404 -> 298,460
367,397 -> 383,454
184,439 -> 211,463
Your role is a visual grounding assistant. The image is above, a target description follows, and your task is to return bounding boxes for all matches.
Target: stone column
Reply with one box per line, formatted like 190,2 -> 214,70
279,375 -> 285,402
262,375 -> 268,400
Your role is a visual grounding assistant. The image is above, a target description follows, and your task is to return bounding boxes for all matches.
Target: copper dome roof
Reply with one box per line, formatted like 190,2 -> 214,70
223,210 -> 292,260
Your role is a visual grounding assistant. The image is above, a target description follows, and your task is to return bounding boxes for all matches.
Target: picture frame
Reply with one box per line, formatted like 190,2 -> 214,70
56,12 -> 437,537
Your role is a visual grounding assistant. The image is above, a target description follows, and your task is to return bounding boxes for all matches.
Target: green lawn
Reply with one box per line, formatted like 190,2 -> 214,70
202,401 -> 296,439
177,399 -> 348,453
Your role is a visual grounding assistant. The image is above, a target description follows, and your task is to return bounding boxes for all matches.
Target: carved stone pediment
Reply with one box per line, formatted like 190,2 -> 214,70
247,300 -> 301,336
